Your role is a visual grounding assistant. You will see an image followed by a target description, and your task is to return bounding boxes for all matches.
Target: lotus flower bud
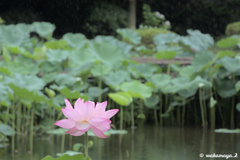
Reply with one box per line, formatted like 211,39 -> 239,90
45,87 -> 56,99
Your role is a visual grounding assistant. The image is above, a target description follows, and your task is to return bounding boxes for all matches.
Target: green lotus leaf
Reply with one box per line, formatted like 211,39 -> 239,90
40,62 -> 61,73
156,44 -> 183,54
236,103 -> 240,112
116,28 -> 141,45
216,79 -> 237,98
50,85 -> 88,100
20,99 -> 32,109
180,29 -> 214,51
7,45 -> 33,58
155,50 -> 177,60
172,77 -> 191,90
145,81 -> 158,92
111,40 -> 133,54
131,63 -> 159,79
144,95 -> 159,108
169,63 -> 181,72
87,87 -> 109,98
103,70 -> 131,89
33,22 -> 56,39
135,45 -> 147,51
5,55 -> 39,75
33,46 -> 47,60
8,83 -> 48,102
0,83 -> 11,108
214,128 -> 240,133
6,73 -> 45,91
102,129 -> 128,135
189,76 -> 212,89
216,50 -> 235,58
0,26 -> 25,46
0,66 -> 10,75
88,42 -> 124,68
42,72 -> 58,84
73,143 -> 87,151
63,33 -> 87,49
0,124 -> 15,136
90,63 -> 112,77
56,151 -> 83,157
210,97 -> 217,108
70,61 -> 94,76
69,49 -> 95,67
15,23 -> 34,38
46,49 -> 69,63
93,35 -> 116,43
150,74 -> 172,90
44,39 -> 68,49
108,92 -> 133,106
0,17 -> 5,24
2,47 -> 11,61
217,37 -> 239,48
161,83 -> 180,94
42,153 -> 90,160
55,74 -> 79,87
235,81 -> 240,91
137,113 -> 146,119
127,65 -> 140,79
153,32 -> 181,45
119,80 -> 152,100
178,88 -> 197,99
221,56 -> 240,73
93,36 -> 133,54
192,50 -> 215,72
179,66 -> 195,77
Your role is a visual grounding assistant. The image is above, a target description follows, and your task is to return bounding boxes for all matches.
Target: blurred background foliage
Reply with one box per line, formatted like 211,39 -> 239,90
0,0 -> 240,38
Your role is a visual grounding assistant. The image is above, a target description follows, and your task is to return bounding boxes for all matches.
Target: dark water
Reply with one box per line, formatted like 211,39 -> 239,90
1,125 -> 240,160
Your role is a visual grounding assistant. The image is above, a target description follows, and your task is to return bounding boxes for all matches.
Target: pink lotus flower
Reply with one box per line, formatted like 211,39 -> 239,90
54,98 -> 119,138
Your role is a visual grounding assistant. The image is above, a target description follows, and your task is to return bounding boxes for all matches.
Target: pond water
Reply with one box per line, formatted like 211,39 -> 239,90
1,125 -> 240,160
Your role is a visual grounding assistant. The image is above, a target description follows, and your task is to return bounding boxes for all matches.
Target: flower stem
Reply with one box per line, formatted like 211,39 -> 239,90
120,106 -> 123,131
61,134 -> 65,153
12,100 -> 15,156
131,103 -> 134,130
199,88 -> 205,128
85,132 -> 88,160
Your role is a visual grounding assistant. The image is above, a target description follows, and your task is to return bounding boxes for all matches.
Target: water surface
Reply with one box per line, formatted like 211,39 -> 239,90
1,125 -> 239,160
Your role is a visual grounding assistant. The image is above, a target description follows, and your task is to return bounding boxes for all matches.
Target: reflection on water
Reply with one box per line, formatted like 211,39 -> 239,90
1,125 -> 240,160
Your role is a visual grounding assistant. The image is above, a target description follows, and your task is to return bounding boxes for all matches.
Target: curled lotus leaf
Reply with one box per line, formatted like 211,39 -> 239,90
108,92 -> 132,106
119,80 -> 152,100
32,22 -> 56,40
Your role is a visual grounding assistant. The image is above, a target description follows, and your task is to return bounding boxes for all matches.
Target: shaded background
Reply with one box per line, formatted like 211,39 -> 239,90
0,0 -> 240,38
